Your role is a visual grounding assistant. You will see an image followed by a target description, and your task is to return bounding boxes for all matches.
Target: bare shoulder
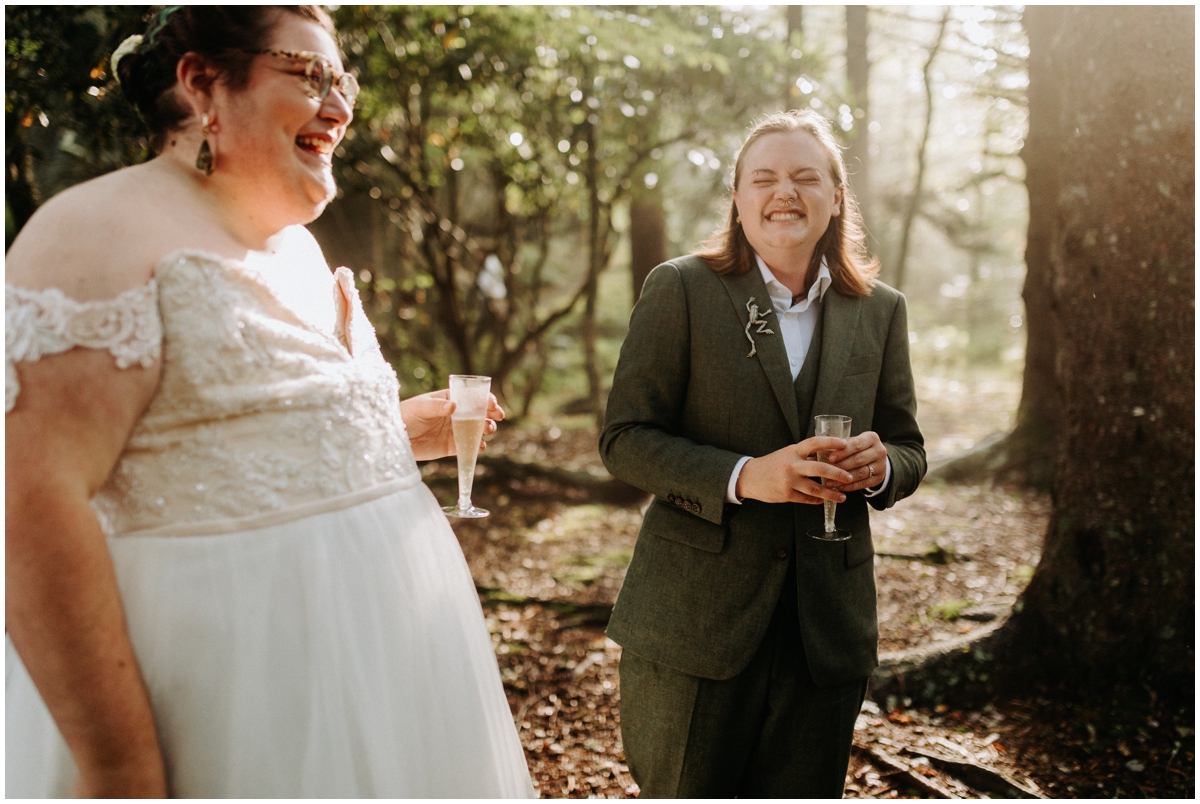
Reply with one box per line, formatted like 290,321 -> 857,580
5,163 -> 180,300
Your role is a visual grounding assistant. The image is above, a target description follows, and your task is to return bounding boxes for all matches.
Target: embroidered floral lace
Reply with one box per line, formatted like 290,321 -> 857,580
6,281 -> 162,413
5,250 -> 420,536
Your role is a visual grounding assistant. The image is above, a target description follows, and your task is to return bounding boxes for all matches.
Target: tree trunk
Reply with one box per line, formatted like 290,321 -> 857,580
787,6 -> 804,46
1002,6 -> 1064,487
891,9 -> 949,292
629,185 -> 666,304
1014,3 -> 1194,691
875,5 -> 1195,704
845,6 -> 872,233
785,6 -> 804,107
928,19 -> 1057,488
581,67 -> 604,427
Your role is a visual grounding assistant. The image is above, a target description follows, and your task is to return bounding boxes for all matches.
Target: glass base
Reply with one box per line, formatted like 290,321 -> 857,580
443,504 -> 489,519
808,526 -> 851,542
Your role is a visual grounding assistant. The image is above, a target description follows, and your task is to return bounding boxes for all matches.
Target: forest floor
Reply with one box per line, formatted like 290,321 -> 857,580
426,365 -> 1194,798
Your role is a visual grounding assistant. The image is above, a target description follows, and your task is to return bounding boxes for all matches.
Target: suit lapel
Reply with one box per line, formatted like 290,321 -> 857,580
718,269 -> 802,441
810,289 -> 861,435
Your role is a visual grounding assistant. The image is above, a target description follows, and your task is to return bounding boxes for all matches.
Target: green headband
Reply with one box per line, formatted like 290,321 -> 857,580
144,5 -> 182,48
111,5 -> 181,81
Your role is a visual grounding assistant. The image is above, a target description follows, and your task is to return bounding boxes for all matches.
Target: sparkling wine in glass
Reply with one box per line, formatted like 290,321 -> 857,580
808,414 -> 852,541
442,375 -> 491,519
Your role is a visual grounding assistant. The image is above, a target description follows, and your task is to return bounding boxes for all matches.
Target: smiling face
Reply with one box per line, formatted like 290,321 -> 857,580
212,12 -> 352,225
732,130 -> 843,271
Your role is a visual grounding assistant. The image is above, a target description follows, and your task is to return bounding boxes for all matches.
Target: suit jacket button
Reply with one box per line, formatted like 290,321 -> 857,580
694,502 -> 702,514
667,493 -> 676,503
777,549 -> 788,560
675,498 -> 684,507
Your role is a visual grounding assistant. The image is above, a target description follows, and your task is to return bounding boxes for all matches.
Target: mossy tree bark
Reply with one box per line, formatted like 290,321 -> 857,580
876,5 -> 1195,705
1012,3 -> 1194,691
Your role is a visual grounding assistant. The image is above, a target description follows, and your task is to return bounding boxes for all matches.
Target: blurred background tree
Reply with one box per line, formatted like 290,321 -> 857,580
6,4 -> 1029,426
316,6 -> 822,425
5,5 -> 150,248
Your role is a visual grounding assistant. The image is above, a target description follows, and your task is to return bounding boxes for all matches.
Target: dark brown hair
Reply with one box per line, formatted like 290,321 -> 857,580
116,5 -> 335,152
695,109 -> 878,298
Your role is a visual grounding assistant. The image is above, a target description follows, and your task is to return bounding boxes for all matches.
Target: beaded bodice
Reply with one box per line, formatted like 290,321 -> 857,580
6,250 -> 420,537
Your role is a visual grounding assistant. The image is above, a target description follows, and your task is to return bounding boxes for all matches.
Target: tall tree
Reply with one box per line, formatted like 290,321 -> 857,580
785,5 -> 804,107
629,182 -> 666,304
876,4 -> 1195,702
998,4 -> 1061,487
844,6 -> 872,231
1010,3 -> 1194,691
892,7 -> 949,291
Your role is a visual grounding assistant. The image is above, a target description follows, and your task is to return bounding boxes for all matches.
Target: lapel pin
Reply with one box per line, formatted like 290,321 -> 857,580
744,297 -> 775,358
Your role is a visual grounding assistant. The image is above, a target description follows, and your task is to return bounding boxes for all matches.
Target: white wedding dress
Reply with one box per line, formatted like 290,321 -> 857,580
5,250 -> 534,798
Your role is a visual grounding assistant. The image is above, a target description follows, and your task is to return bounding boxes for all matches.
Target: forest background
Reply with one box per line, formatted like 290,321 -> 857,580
5,4 -> 1193,798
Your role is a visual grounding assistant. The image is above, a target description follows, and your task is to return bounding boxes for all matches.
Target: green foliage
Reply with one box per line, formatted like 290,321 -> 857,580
321,6 -> 820,406
5,5 -> 152,247
3,5 -> 1035,415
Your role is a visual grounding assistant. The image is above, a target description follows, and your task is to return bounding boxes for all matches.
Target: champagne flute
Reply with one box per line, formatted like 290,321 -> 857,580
442,375 -> 491,519
807,414 -> 852,541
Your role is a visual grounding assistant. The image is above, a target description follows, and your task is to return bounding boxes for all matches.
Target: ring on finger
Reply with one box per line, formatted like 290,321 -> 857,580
867,463 -> 875,479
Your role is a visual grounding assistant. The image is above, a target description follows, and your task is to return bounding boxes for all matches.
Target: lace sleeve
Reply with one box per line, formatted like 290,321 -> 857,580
5,281 -> 162,413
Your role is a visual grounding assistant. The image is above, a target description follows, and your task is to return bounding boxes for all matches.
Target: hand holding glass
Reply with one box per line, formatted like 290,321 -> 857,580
442,375 -> 491,519
808,414 -> 852,541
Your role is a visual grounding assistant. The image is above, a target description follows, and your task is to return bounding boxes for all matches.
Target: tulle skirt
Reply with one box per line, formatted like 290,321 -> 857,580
6,482 -> 534,798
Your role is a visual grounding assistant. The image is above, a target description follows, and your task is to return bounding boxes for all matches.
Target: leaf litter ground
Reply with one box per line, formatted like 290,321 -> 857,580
423,367 -> 1193,798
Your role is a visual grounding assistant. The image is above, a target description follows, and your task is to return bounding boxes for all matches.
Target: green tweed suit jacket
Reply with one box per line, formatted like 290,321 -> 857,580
600,255 -> 926,685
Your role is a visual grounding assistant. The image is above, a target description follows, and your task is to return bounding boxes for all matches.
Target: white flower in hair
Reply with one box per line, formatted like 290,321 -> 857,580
110,34 -> 143,80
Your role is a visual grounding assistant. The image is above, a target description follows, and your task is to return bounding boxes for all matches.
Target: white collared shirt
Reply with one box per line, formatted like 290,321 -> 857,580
756,253 -> 830,382
726,253 -> 891,503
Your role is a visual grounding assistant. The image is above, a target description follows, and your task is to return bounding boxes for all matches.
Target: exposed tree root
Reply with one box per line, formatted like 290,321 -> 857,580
852,743 -> 958,798
475,455 -> 649,505
926,429 -> 1053,490
870,611 -> 1016,709
904,746 -> 1045,798
477,585 -> 613,628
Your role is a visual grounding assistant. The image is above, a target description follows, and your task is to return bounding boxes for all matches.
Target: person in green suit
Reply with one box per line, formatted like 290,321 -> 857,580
600,110 -> 926,797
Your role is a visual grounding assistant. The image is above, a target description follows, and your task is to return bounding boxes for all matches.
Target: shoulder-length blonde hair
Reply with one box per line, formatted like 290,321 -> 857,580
696,110 -> 878,298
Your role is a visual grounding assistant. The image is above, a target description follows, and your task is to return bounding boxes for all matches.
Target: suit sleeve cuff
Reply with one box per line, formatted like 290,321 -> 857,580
863,456 -> 892,498
726,456 -> 753,504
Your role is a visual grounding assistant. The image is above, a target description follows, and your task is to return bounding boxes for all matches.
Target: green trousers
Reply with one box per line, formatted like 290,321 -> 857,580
618,559 -> 868,798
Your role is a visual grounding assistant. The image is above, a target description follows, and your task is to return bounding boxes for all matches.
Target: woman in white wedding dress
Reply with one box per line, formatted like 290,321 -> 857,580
5,6 -> 533,798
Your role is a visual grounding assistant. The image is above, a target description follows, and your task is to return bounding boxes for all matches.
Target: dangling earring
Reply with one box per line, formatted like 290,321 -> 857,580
196,112 -> 214,175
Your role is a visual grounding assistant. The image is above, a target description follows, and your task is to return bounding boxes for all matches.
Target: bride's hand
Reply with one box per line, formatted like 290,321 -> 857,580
400,390 -> 504,462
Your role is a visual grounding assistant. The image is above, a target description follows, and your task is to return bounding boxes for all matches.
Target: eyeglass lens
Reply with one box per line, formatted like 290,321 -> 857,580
304,56 -> 358,106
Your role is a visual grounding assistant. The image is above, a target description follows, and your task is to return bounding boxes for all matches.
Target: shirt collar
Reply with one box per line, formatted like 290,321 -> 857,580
754,253 -> 832,313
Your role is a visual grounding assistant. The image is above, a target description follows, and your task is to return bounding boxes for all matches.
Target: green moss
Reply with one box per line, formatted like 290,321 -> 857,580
930,598 -> 973,622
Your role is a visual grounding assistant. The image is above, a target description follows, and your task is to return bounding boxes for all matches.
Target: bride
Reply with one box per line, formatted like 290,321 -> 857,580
5,6 -> 533,798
